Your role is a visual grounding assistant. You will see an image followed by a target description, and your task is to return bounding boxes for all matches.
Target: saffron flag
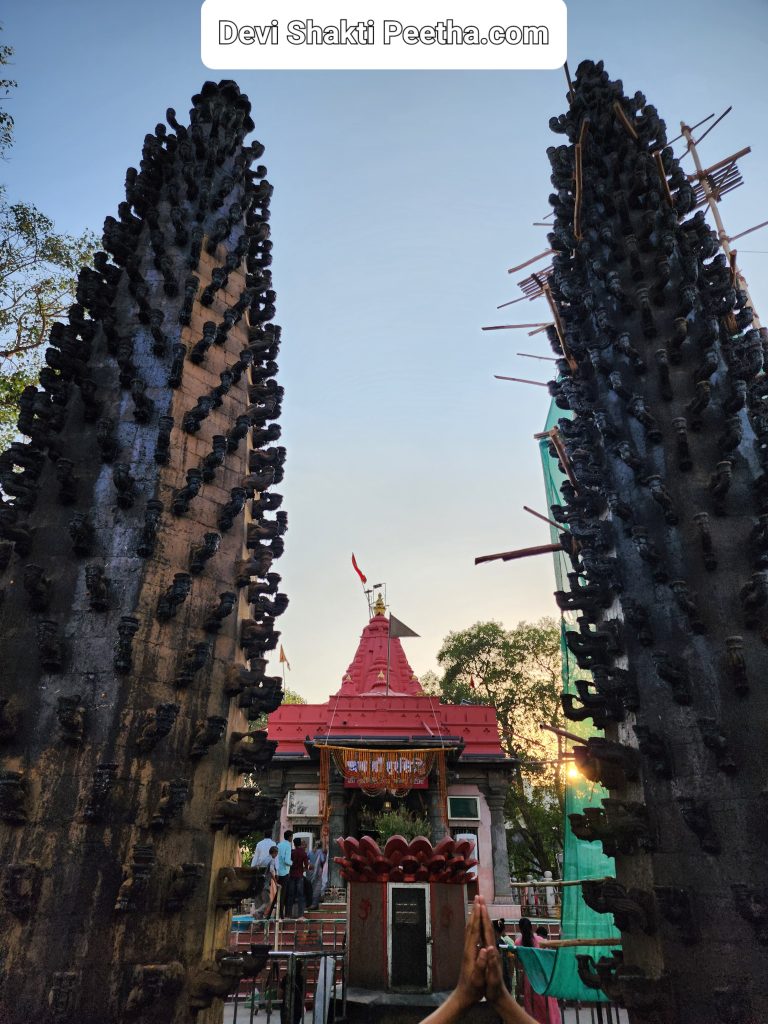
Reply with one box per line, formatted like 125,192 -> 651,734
279,644 -> 291,670
389,614 -> 420,639
469,675 -> 476,690
351,553 -> 367,585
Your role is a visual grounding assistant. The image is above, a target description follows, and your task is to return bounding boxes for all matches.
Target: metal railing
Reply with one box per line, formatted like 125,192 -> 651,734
229,950 -> 346,1024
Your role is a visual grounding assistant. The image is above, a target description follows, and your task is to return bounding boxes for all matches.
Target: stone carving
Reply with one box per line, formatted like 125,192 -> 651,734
23,563 -> 52,610
151,779 -> 189,829
135,703 -> 179,751
203,591 -> 237,633
55,457 -> 79,504
573,737 -> 641,788
137,500 -> 164,557
569,799 -> 652,857
85,563 -> 110,611
171,468 -> 203,515
2,862 -> 40,918
201,435 -> 227,481
229,730 -> 278,771
154,415 -> 174,465
175,641 -> 212,687
57,695 -> 86,744
165,863 -> 205,912
215,866 -> 262,908
581,879 -> 657,934
68,512 -> 95,556
187,951 -> 246,1012
125,961 -> 184,1017
82,763 -> 118,822
167,343 -> 187,388
217,487 -> 247,532
210,788 -> 278,836
113,463 -> 137,509
655,886 -> 700,945
731,885 -> 768,944
37,619 -> 65,672
114,843 -> 156,912
48,971 -> 81,1019
156,573 -> 192,621
677,798 -> 721,855
114,615 -> 140,674
0,769 -> 29,824
189,532 -> 221,574
189,715 -> 227,758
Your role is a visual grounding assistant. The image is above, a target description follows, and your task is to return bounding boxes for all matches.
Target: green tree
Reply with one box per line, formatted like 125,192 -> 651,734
424,618 -> 565,877
0,33 -> 97,451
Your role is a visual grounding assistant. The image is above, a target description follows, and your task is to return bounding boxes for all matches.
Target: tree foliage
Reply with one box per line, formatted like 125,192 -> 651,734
0,33 -> 97,451
423,618 -> 566,877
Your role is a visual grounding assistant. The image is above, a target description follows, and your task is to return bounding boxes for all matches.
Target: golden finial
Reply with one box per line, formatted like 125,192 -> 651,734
373,593 -> 387,617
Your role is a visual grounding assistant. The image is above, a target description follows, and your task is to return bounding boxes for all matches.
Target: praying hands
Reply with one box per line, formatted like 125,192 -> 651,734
419,895 -> 538,1024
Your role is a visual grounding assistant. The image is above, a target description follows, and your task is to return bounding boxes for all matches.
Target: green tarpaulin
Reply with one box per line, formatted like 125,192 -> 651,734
518,401 -> 620,1003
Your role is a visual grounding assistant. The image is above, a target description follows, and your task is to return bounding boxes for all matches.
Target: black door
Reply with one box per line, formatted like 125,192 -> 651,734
390,886 -> 429,991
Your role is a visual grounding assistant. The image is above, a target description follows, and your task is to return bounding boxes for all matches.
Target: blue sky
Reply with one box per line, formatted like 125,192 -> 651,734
3,1 -> 767,700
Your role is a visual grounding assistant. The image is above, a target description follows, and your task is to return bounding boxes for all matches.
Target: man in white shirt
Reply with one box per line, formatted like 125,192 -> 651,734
251,831 -> 276,869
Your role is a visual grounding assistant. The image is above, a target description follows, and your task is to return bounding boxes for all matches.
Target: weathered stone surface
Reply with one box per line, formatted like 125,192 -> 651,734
0,81 -> 284,1023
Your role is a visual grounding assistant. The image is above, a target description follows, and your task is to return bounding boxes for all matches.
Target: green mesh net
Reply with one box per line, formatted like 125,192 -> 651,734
514,401 -> 620,1003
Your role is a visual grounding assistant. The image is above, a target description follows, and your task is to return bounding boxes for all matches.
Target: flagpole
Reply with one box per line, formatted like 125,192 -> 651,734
386,614 -> 391,697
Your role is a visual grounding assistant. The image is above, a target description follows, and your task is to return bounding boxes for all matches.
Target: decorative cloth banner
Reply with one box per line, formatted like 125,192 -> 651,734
329,746 -> 437,789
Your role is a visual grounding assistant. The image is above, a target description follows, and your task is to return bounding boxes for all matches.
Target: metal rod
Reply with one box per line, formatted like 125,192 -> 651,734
493,375 -> 549,387
523,504 -> 565,531
694,104 -> 732,146
669,112 -> 714,146
728,219 -> 768,243
475,542 -> 561,565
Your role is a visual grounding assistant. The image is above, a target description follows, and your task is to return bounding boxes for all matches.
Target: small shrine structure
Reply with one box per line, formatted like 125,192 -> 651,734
263,597 -> 515,908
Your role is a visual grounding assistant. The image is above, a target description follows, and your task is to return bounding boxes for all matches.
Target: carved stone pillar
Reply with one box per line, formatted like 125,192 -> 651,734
487,789 -> 512,899
327,770 -> 347,888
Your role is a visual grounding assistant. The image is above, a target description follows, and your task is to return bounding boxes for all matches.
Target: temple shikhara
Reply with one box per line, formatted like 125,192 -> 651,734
263,595 -> 515,906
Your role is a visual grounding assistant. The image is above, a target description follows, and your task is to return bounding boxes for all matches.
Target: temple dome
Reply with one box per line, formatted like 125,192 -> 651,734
334,604 -> 424,697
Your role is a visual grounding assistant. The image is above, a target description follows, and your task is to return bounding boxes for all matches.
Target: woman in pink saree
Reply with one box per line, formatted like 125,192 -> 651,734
513,918 -> 563,1024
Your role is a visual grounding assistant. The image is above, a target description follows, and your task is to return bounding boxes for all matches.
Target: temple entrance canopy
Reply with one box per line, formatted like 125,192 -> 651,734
263,596 -> 515,905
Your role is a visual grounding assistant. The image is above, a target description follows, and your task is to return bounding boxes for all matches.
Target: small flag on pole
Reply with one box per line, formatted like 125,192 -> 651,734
389,615 -> 420,639
279,645 -> 291,671
351,553 -> 367,585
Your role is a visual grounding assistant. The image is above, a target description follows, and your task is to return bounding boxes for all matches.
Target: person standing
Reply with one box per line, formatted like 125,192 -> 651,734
276,829 -> 293,918
514,918 -> 562,1024
307,841 -> 327,910
253,845 -> 279,919
251,831 -> 276,869
286,836 -> 309,920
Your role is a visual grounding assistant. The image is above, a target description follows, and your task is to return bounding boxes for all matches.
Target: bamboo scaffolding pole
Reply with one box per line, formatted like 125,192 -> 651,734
546,428 -> 579,489
523,505 -> 565,531
497,295 -> 529,309
537,937 -> 623,948
517,352 -> 558,362
475,543 -> 561,566
483,323 -> 551,331
494,375 -> 549,387
542,283 -> 577,370
612,101 -> 638,140
540,723 -> 587,744
653,150 -> 674,207
685,145 -> 751,181
507,250 -> 554,275
528,324 -> 553,337
507,877 -> 613,889
681,124 -> 762,329
563,62 -> 574,105
573,142 -> 583,240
